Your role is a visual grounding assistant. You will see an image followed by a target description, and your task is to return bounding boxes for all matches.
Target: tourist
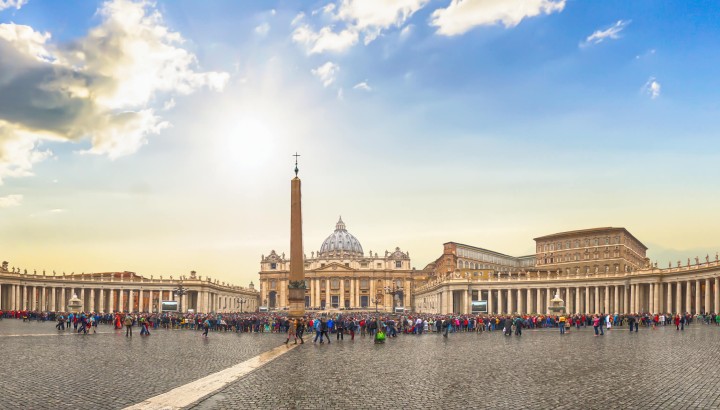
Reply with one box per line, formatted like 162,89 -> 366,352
592,315 -> 600,336
124,314 -> 134,337
558,315 -> 566,334
202,317 -> 211,337
283,319 -> 298,345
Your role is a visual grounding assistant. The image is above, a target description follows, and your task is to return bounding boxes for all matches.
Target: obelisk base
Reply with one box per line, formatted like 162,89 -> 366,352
288,288 -> 306,319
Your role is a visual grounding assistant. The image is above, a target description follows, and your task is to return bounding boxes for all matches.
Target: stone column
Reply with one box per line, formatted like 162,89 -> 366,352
89,289 -> 95,312
325,283 -> 331,309
39,287 -> 45,311
602,286 -> 609,313
497,289 -> 504,315
138,289 -> 143,312
317,279 -> 322,308
507,288 -> 514,314
487,289 -> 494,314
655,283 -> 661,314
182,293 -> 188,313
98,289 -> 104,313
575,287 -> 580,314
339,279 -> 345,309
516,289 -> 522,314
684,281 -> 691,313
648,283 -> 654,313
705,279 -> 711,314
695,280 -> 701,314
79,288 -> 85,311
630,284 -> 636,313
715,278 -> 720,314
565,287 -> 571,314
534,288 -> 540,314
666,283 -> 672,314
527,289 -> 533,314
309,279 -> 315,307
119,289 -> 124,312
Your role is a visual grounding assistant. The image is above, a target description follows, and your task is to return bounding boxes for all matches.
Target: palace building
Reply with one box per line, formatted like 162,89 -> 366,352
258,217 -> 421,311
414,227 -> 720,316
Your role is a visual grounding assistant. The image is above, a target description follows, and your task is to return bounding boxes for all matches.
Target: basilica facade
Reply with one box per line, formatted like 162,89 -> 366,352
258,217 -> 421,311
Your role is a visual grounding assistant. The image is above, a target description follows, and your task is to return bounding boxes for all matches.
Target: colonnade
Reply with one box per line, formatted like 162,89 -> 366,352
262,277 -> 412,310
415,276 -> 720,315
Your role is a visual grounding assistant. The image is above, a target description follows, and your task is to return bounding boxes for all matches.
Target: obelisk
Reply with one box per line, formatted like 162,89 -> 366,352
287,153 -> 306,318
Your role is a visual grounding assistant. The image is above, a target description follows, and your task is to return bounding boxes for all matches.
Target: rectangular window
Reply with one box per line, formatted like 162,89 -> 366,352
360,279 -> 369,289
361,262 -> 368,268
270,263 -> 277,270
331,279 -> 340,289
321,280 -> 326,290
395,261 -> 402,268
270,281 -> 276,290
377,263 -> 382,268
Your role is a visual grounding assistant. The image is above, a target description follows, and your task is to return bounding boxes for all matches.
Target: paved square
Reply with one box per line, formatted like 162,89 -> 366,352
3,321 -> 720,409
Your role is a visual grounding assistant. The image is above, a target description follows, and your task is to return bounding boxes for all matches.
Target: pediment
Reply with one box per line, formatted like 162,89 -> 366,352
315,262 -> 354,272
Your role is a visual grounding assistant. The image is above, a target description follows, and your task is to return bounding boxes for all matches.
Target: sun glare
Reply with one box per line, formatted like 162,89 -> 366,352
214,114 -> 277,172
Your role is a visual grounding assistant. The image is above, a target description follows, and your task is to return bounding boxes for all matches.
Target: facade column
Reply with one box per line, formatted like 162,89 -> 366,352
516,289 -> 523,314
507,288 -> 514,314
613,286 -> 619,313
9,285 -> 15,310
685,281 -> 691,313
676,282 -> 682,314
79,288 -> 85,311
648,283 -> 654,313
527,289 -> 533,314
60,288 -> 66,311
30,286 -> 36,311
317,279 -> 322,308
666,283 -> 673,314
325,283 -> 331,309
654,283 -> 661,314
487,289 -> 494,314
39,287 -> 45,311
497,289 -> 504,315
705,279 -> 711,314
536,288 -> 542,314
604,286 -> 610,313
339,279 -> 345,309
630,284 -> 636,313
593,286 -> 599,313
119,289 -> 124,312
695,280 -> 701,314
138,289 -> 144,312
89,289 -> 95,312
99,289 -> 105,313
583,287 -> 589,313
565,287 -> 571,314
715,278 -> 720,314
575,287 -> 580,314
348,279 -> 354,309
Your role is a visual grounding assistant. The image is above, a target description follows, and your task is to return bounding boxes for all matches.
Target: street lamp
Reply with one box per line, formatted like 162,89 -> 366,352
372,292 -> 383,313
238,298 -> 247,313
384,282 -> 404,311
173,283 -> 188,314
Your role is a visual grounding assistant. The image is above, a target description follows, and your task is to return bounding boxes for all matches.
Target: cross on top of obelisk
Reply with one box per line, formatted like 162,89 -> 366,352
293,152 -> 300,176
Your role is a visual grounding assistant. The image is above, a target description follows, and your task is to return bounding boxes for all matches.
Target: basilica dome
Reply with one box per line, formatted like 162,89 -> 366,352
319,217 -> 364,258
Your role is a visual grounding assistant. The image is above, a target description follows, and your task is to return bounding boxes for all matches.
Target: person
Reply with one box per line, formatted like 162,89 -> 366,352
336,318 -> 344,341
558,315 -> 566,335
374,317 -> 386,344
628,314 -> 636,332
320,316 -> 331,344
202,317 -> 211,337
514,316 -> 523,336
442,316 -> 451,338
313,318 -> 323,343
56,314 -> 65,331
283,319 -> 298,345
124,314 -> 134,337
592,314 -> 600,336
296,318 -> 305,344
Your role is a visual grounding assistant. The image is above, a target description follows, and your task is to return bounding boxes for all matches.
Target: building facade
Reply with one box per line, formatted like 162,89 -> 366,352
0,262 -> 258,313
259,217 -> 421,311
414,228 -> 720,316
534,227 -> 649,276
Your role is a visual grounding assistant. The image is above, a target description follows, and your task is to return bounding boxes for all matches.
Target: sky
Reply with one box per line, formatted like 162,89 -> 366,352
1,0 -> 719,285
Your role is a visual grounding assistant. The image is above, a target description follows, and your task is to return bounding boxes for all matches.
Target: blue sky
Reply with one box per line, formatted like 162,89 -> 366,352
1,0 -> 719,284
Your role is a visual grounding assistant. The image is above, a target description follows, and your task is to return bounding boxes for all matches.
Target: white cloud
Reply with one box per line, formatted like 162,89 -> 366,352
292,25 -> 358,54
353,81 -> 372,91
0,0 -> 228,182
0,194 -> 22,208
400,24 -> 413,39
431,0 -> 566,36
643,77 -> 661,99
0,0 -> 27,11
255,22 -> 270,36
581,20 -> 630,47
163,98 -> 176,111
311,62 -> 340,87
292,0 -> 428,53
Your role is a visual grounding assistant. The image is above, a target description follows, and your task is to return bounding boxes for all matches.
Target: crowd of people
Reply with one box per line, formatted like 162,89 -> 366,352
2,309 -> 719,340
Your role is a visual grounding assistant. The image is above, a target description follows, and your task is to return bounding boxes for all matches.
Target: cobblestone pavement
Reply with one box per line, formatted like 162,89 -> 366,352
0,320 -> 285,410
189,325 -> 720,410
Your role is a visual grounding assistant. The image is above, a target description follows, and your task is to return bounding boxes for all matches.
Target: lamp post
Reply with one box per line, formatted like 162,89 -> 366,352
173,283 -> 188,314
384,282 -> 404,312
238,298 -> 247,313
372,292 -> 383,313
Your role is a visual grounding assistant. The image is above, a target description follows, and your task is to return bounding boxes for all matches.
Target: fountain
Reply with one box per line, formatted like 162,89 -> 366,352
67,294 -> 83,313
548,293 -> 565,315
